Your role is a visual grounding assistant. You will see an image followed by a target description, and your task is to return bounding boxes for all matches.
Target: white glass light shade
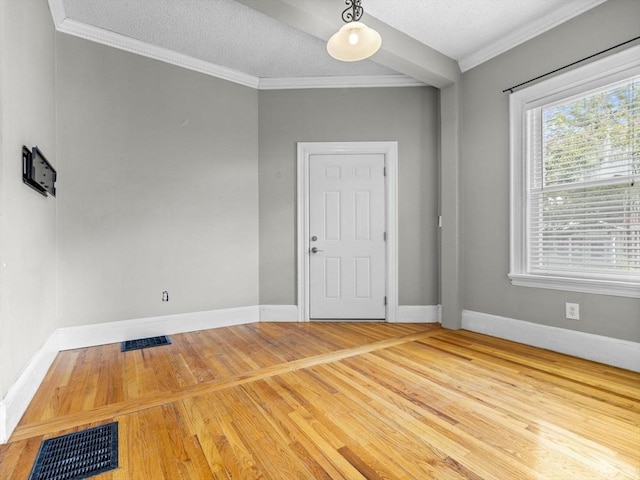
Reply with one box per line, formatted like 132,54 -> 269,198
327,21 -> 382,62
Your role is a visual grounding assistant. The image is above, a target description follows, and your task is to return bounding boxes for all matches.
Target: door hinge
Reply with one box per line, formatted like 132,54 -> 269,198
384,296 -> 387,306
383,231 -> 387,241
383,166 -> 387,177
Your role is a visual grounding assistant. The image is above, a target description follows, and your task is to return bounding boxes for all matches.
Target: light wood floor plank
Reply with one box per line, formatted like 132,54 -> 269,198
373,343 -> 640,466
10,328 -> 440,442
375,342 -> 640,476
1,323 -> 638,479
438,330 -> 640,393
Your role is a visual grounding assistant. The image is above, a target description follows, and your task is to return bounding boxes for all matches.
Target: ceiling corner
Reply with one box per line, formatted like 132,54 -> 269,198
48,0 -> 66,28
458,0 -> 609,72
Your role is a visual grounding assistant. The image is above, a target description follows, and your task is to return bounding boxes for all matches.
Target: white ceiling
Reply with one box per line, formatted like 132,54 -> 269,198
54,0 -> 607,89
62,0 -> 396,79
364,0 -> 606,70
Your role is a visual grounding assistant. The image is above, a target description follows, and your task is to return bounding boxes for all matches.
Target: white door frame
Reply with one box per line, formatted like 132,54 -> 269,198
297,141 -> 398,322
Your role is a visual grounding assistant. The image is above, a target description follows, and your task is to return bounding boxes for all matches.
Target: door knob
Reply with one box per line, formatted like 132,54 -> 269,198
310,247 -> 323,254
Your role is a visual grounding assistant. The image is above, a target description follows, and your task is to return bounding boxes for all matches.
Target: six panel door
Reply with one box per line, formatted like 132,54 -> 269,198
309,153 -> 386,319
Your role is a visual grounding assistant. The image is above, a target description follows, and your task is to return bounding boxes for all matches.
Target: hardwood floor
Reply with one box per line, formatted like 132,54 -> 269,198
1,322 -> 638,479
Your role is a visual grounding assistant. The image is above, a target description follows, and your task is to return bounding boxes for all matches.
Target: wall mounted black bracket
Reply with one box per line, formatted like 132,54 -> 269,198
22,145 -> 56,197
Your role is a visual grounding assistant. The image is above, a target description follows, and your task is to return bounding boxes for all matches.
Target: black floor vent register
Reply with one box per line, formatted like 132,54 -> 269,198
28,422 -> 118,480
121,335 -> 171,352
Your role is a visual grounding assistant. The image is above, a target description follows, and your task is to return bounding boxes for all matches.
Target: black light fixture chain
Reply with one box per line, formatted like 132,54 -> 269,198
342,0 -> 364,23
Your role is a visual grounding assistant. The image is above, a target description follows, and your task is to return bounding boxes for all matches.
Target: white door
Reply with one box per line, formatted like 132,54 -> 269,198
309,153 -> 386,319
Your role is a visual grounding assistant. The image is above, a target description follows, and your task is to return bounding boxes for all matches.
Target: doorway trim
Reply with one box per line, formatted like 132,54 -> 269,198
296,141 -> 398,322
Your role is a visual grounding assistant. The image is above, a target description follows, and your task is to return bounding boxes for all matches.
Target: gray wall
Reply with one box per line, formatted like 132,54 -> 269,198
258,87 -> 440,306
440,82 -> 463,329
0,0 -> 57,399
461,0 -> 640,342
56,35 -> 260,327
3,0 -> 637,406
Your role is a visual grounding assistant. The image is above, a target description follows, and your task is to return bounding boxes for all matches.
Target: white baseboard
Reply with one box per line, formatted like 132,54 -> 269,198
0,305 -> 258,444
0,332 -> 60,444
257,304 -> 442,323
396,305 -> 441,323
57,306 -> 259,351
259,305 -> 299,322
462,310 -> 640,372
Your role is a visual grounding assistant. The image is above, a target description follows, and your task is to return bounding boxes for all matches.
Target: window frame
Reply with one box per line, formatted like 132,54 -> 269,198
509,45 -> 640,298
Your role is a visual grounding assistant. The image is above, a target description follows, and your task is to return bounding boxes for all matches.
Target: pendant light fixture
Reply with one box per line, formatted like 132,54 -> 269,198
327,0 -> 381,62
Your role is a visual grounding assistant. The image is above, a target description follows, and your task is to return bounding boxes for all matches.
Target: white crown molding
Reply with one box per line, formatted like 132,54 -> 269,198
462,310 -> 640,373
55,17 -> 261,89
47,0 -> 423,90
49,0 -> 607,83
258,75 -> 425,90
47,0 -> 259,88
459,0 -> 608,72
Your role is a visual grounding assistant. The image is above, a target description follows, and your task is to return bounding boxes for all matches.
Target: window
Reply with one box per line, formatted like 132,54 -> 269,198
510,46 -> 639,298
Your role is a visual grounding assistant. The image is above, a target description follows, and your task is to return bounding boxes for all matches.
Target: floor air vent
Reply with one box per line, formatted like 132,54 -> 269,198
29,422 -> 118,480
121,335 -> 171,352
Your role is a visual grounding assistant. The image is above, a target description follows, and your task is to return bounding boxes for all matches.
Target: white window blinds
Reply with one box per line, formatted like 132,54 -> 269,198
524,76 -> 640,283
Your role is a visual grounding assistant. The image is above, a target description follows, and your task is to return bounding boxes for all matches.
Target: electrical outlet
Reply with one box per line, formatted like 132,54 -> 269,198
162,291 -> 169,302
565,302 -> 579,320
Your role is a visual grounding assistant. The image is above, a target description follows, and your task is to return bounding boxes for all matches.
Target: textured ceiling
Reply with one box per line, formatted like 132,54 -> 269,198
364,0 -> 605,68
59,0 -> 607,86
62,0 -> 397,79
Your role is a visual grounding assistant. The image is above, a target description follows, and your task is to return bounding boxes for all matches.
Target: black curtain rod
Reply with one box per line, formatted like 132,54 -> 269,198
502,36 -> 640,94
